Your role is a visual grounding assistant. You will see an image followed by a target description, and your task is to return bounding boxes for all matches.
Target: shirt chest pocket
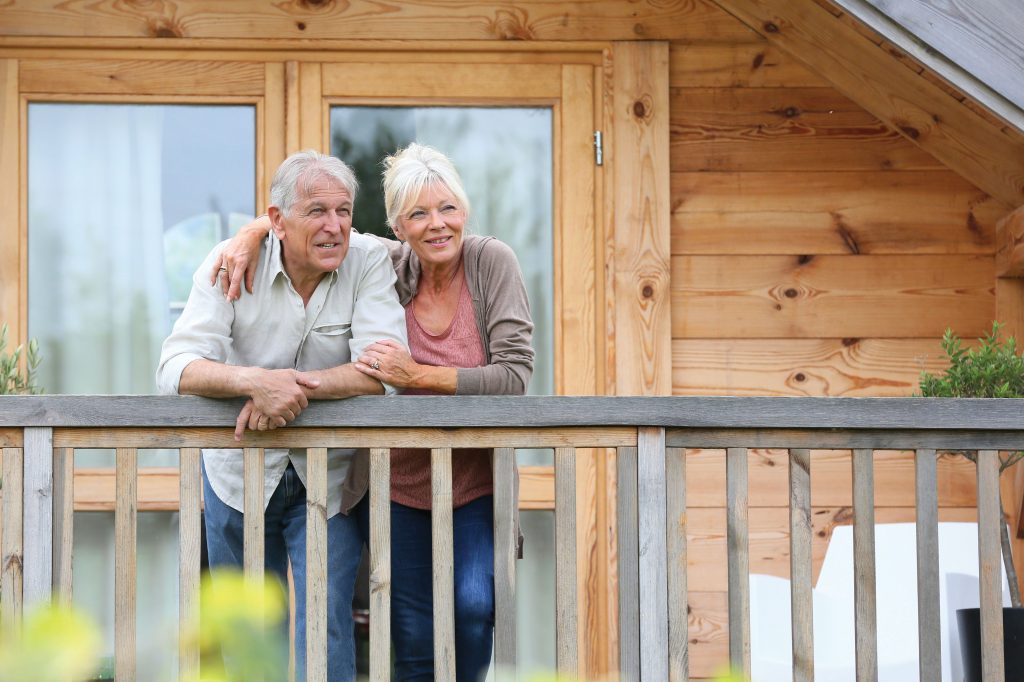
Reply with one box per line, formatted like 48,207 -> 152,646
299,322 -> 353,369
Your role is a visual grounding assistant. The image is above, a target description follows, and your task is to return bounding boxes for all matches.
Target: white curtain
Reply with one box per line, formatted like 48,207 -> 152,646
28,103 -> 169,396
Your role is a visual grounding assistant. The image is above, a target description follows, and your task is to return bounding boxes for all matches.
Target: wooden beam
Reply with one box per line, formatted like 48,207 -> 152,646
612,41 -> 672,396
708,0 -> 1024,206
996,205 -> 1024,277
0,60 -> 18,343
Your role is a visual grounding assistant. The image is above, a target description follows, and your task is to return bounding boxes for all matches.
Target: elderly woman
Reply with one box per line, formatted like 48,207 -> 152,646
215,143 -> 534,681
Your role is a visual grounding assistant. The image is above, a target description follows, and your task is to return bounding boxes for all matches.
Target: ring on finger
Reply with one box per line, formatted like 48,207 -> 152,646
371,360 -> 381,370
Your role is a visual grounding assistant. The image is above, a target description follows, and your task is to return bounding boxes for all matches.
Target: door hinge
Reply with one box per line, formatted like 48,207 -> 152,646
593,130 -> 603,166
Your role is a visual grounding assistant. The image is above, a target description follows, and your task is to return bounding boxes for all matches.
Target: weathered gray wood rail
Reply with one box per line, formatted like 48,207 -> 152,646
1,395 -> 1021,681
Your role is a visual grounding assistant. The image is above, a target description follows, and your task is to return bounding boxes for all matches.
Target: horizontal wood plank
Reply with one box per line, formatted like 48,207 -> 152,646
0,428 -> 22,447
681,448 -> 977,508
672,338 -> 950,397
672,254 -> 995,338
996,205 -> 1024,277
671,170 -> 1006,255
0,0 -> 753,41
322,62 -> 561,99
670,41 -> 828,88
671,87 -> 941,171
20,59 -> 263,95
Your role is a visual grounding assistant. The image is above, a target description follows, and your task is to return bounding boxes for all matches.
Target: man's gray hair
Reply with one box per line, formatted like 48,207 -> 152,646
270,150 -> 359,217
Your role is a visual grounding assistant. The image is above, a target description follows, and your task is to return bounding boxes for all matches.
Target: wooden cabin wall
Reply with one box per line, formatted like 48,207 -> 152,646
1,1 -> 1020,680
666,4 -> 1013,678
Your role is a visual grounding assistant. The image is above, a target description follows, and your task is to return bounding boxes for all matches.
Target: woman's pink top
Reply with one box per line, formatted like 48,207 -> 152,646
390,274 -> 493,509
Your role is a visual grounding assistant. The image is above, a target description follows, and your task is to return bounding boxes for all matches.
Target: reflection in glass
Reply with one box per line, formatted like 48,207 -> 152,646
27,103 -> 255,681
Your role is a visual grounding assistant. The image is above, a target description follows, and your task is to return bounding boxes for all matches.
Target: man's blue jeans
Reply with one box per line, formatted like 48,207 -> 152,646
202,460 -> 363,681
358,495 -> 495,681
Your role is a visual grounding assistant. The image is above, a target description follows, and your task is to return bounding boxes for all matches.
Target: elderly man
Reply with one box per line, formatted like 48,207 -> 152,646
156,150 -> 406,681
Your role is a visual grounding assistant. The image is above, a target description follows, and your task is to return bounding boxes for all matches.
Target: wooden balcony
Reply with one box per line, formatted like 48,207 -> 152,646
0,395 -> 1019,681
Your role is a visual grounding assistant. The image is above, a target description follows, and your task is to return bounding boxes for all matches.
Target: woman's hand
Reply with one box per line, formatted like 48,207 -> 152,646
355,339 -> 424,389
209,215 -> 272,301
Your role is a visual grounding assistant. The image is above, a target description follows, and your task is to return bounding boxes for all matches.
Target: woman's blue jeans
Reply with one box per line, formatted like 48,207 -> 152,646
202,460 -> 363,682
358,495 -> 495,682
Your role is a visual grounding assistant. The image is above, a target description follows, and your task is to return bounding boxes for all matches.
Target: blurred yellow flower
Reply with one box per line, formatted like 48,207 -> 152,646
0,604 -> 101,681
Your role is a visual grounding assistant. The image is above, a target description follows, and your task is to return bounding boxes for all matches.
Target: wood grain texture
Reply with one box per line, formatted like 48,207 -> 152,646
996,205 -> 1024,277
322,62 -> 561,99
851,448 -> 877,682
707,0 -> 1024,206
492,448 -> 517,674
22,428 -> 52,609
2,448 -> 23,629
683,448 -> 977,509
0,1 -> 753,42
612,41 -> 672,396
616,447 -> 640,682
262,62 -> 286,214
855,0 -> 1024,112
914,449 -> 941,682
672,338 -> 952,397
725,447 -> 750,675
368,448 -> 391,681
243,447 -> 264,582
788,449 -> 814,682
0,60 -> 17,343
666,447 -> 689,682
51,447 -> 73,605
0,429 -> 22,447
671,170 -> 1005,256
555,446 -> 579,676
178,448 -> 201,681
671,87 -> 941,172
305,448 -> 328,682
638,428 -> 668,682
297,62 -> 321,152
430,448 -> 455,681
71,467 -> 181,511
977,449 -> 1005,680
20,59 -> 263,95
284,60 -> 300,155
115,447 -> 137,682
672,254 -> 994,338
670,42 -> 828,88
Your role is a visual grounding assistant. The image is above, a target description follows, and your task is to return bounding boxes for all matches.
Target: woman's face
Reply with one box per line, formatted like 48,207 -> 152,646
394,182 -> 466,270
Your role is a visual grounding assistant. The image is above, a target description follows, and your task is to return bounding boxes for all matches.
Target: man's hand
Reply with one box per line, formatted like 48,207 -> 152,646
233,368 -> 321,440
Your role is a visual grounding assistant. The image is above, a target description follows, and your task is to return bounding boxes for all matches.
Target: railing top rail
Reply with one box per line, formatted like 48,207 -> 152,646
2,395 -> 1024,431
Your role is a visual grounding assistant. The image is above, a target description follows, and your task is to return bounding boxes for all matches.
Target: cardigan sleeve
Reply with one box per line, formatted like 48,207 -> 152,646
455,238 -> 535,395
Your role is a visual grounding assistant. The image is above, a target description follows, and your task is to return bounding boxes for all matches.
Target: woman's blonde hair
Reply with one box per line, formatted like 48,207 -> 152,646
382,143 -> 470,233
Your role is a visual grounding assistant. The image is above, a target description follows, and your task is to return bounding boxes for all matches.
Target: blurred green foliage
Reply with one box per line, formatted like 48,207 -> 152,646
0,322 -> 42,395
919,321 -> 1024,399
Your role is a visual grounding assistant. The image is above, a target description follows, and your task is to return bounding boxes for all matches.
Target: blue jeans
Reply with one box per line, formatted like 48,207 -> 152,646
359,495 -> 495,682
202,461 -> 363,682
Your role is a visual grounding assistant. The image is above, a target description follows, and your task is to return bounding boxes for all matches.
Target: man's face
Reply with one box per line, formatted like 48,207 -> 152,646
269,175 -> 353,287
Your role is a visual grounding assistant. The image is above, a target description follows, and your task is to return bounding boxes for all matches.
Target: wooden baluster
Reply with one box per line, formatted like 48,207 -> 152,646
369,448 -> 391,682
115,447 -> 138,682
555,446 -> 578,676
977,449 -> 1005,681
492,447 -> 517,679
617,445 -> 640,682
305,447 -> 328,682
915,449 -> 941,682
789,449 -> 813,682
667,446 -> 689,682
852,448 -> 877,682
23,427 -> 53,610
52,447 -> 74,606
1,446 -> 23,629
432,447 -> 456,680
639,428 -> 669,682
726,447 -> 750,676
243,447 -> 265,582
179,448 -> 202,680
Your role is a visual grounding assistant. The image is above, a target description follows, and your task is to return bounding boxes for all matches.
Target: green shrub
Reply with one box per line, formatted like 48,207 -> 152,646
919,322 -> 1024,399
0,322 -> 42,395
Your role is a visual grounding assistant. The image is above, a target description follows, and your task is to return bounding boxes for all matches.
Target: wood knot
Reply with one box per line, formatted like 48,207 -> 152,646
899,125 -> 920,140
783,107 -> 800,118
793,372 -> 806,382
641,283 -> 655,299
796,254 -> 813,265
842,337 -> 859,347
633,22 -> 646,36
147,19 -> 184,38
784,288 -> 799,298
300,0 -> 331,7
488,9 -> 537,40
751,52 -> 766,69
631,95 -> 654,122
764,21 -> 780,33
296,21 -> 307,30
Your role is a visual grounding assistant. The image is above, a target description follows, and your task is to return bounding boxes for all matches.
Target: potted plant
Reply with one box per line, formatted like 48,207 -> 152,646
918,321 -> 1024,680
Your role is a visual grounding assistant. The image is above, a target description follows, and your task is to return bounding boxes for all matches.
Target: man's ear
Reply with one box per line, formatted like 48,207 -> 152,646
268,206 -> 287,240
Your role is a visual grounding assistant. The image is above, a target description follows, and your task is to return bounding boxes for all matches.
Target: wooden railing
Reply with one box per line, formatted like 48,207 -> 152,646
1,395 -> 1021,681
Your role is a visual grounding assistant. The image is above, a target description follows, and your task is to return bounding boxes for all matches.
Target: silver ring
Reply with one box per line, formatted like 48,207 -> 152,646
372,360 -> 381,370
219,266 -> 228,272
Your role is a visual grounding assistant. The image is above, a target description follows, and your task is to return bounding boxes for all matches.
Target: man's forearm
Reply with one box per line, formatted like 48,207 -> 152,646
305,363 -> 384,399
178,359 -> 261,398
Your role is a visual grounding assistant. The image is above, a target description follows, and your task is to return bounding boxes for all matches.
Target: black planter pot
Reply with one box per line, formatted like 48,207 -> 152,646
957,607 -> 1024,681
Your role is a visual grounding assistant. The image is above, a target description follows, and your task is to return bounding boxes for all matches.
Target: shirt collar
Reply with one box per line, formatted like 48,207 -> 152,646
265,232 -> 339,287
